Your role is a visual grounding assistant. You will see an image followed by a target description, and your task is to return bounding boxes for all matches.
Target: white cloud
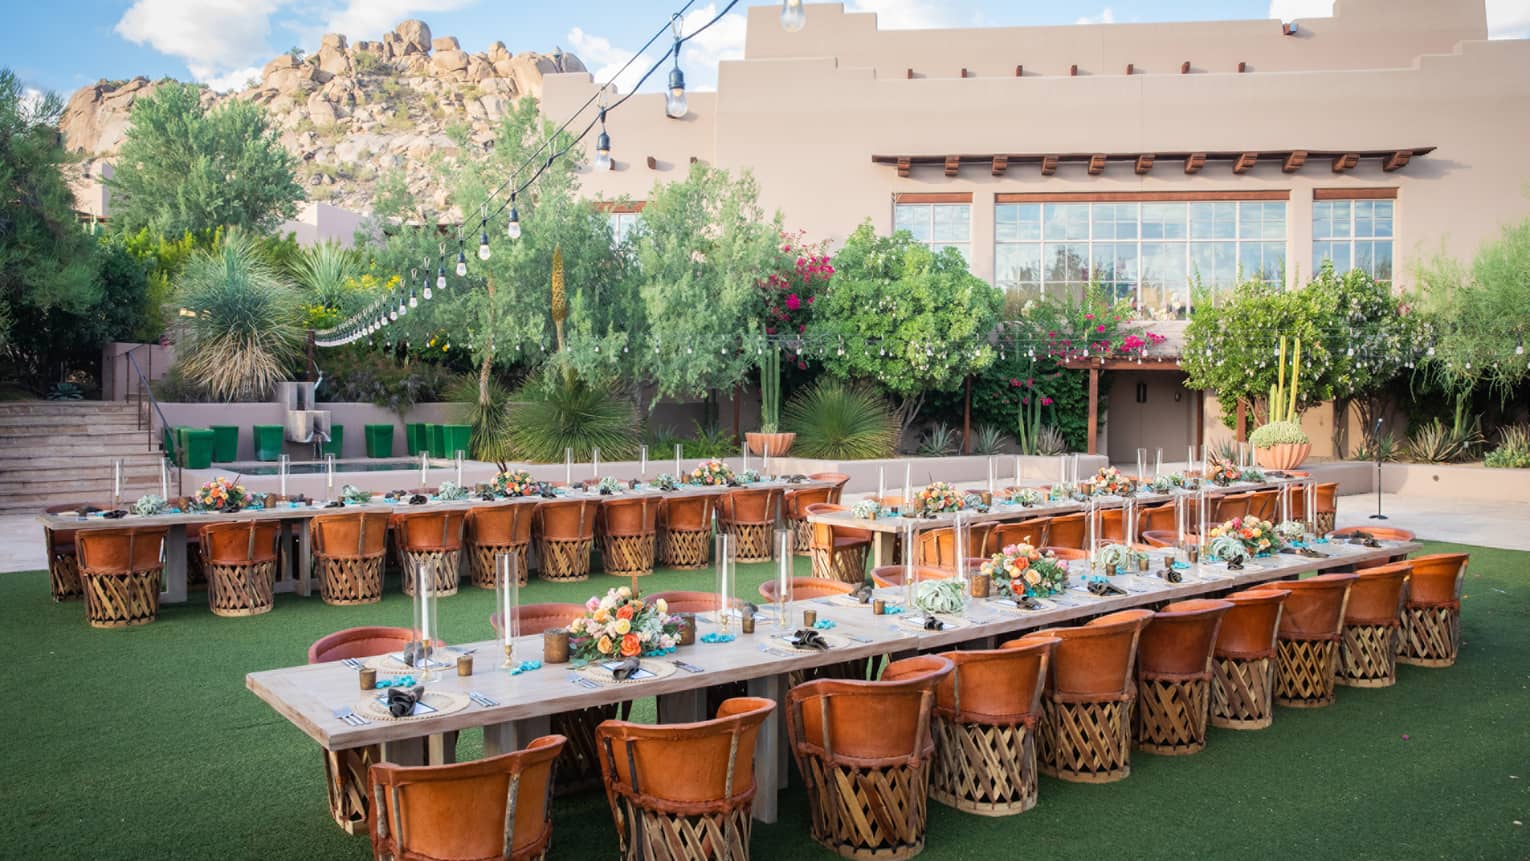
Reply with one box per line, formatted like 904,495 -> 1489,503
1270,0 -> 1529,37
1266,0 -> 1333,23
318,0 -> 478,43
1074,8 -> 1116,25
567,26 -> 654,95
200,65 -> 265,93
846,0 -> 959,30
20,87 -> 44,115
116,0 -> 288,76
567,3 -> 745,94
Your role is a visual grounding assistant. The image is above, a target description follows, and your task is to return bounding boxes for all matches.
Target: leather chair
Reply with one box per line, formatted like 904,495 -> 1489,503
805,503 -> 871,584
1248,573 -> 1357,707
789,655 -> 954,860
1100,507 -> 1127,543
1212,492 -> 1254,523
1047,513 -> 1087,550
369,735 -> 566,861
646,590 -> 742,617
1210,588 -> 1290,730
1019,608 -> 1153,783
76,526 -> 169,628
808,472 -> 852,504
535,499 -> 597,582
1041,546 -> 1087,562
199,520 -> 281,617
1314,482 -> 1338,534
1141,530 -> 1179,548
311,511 -> 390,605
719,487 -> 784,563
43,502 -> 92,601
597,697 -> 775,861
1337,561 -> 1411,688
870,564 -> 953,589
1139,503 -> 1176,534
1328,525 -> 1416,563
1135,599 -> 1233,755
464,503 -> 533,589
784,486 -> 835,555
599,496 -> 659,579
394,509 -> 466,597
658,495 -> 714,570
1246,489 -> 1279,521
986,519 -> 1046,556
928,638 -> 1058,816
759,577 -> 853,603
1397,552 -> 1469,667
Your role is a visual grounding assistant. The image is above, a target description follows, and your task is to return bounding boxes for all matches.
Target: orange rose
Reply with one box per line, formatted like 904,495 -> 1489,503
616,605 -> 635,620
620,633 -> 641,657
597,635 -> 613,655
1011,557 -> 1030,572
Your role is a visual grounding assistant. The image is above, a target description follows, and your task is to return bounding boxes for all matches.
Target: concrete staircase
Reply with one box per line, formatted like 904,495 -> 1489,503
0,401 -> 166,514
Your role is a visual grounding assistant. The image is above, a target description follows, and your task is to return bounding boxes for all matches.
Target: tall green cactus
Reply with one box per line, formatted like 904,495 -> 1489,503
759,346 -> 781,432
1268,336 -> 1302,423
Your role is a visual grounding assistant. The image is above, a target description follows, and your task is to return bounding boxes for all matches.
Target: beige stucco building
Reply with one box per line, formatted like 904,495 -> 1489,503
542,0 -> 1530,461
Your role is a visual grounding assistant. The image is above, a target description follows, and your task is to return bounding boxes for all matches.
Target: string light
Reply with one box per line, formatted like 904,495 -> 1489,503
506,190 -> 522,240
594,106 -> 612,171
456,241 -> 468,277
780,0 -> 806,32
435,248 -> 447,292
665,15 -> 688,119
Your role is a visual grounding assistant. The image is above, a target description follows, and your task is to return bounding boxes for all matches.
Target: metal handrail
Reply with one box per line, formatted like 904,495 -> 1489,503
123,348 -> 181,494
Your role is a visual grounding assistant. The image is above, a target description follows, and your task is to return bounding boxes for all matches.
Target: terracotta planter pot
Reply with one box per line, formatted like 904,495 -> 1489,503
744,431 -> 796,457
1255,442 -> 1311,470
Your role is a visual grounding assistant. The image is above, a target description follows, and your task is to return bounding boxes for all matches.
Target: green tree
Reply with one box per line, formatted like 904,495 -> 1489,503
807,222 -> 1002,442
1416,218 -> 1530,405
107,82 -> 302,236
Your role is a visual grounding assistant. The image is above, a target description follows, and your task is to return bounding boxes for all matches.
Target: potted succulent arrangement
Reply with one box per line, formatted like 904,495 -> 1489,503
1252,336 -> 1312,470
745,346 -> 796,457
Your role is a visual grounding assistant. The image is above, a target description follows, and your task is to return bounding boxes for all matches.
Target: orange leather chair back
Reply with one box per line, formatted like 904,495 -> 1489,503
395,510 -> 466,552
536,499 -> 596,541
660,496 -> 715,532
989,519 -> 1045,554
491,603 -> 587,637
1141,530 -> 1178,548
312,512 -> 389,559
1041,546 -> 1087,561
1099,508 -> 1126,542
466,504 -> 533,545
786,486 -> 834,519
200,520 -> 281,566
645,590 -> 739,615
1139,504 -> 1176,533
870,565 -> 953,589
1247,490 -> 1279,521
1252,573 -> 1356,639
759,577 -> 852,602
1019,609 -> 1152,701
1216,588 -> 1290,659
1346,561 -> 1410,625
936,637 -> 1058,725
1330,526 -> 1416,542
369,735 -> 565,861
805,502 -> 871,544
598,697 -> 774,808
308,625 -> 417,664
1213,493 -> 1254,523
1315,482 -> 1338,513
722,487 -> 782,524
1047,513 -> 1086,550
808,473 -> 851,503
791,655 -> 953,763
917,528 -> 958,569
600,497 -> 657,538
77,527 -> 169,574
1138,599 -> 1234,678
1405,553 -> 1468,607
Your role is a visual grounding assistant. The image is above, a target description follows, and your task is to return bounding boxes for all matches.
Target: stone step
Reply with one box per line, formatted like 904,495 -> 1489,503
3,453 -> 168,471
0,413 -> 145,431
0,429 -> 155,448
0,475 -> 165,497
1,460 -> 166,482
0,401 -> 141,417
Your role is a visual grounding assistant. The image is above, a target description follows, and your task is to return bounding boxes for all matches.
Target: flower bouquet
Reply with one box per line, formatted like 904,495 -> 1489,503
983,543 -> 1069,600
1207,461 -> 1243,487
566,587 -> 682,663
851,498 -> 882,520
194,477 -> 248,512
341,484 -> 374,505
1092,466 -> 1135,496
917,481 -> 965,514
689,459 -> 735,486
595,476 -> 624,495
495,469 -> 538,497
1096,542 -> 1140,573
738,469 -> 762,484
1274,519 -> 1307,544
1208,516 -> 1281,557
653,472 -> 680,491
436,480 -> 469,501
1007,487 -> 1043,507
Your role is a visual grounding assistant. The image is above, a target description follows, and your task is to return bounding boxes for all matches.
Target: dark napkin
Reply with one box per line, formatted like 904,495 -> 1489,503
480,492 -> 496,501
408,494 -> 428,505
849,582 -> 874,604
1298,547 -> 1329,559
1015,595 -> 1042,610
103,509 -> 128,519
323,500 -> 344,508
1227,559 -> 1245,570
743,602 -> 760,619
611,657 -> 642,680
789,629 -> 829,649
402,641 -> 428,668
539,486 -> 558,498
1088,579 -> 1127,596
1160,567 -> 1184,583
387,686 -> 425,718
922,616 -> 946,631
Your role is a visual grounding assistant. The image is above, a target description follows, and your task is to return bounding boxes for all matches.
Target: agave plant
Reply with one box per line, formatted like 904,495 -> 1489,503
782,380 -> 896,460
1485,425 -> 1530,469
972,424 -> 1009,455
508,370 -> 639,462
292,241 -> 359,310
172,230 -> 301,401
917,423 -> 960,457
1036,425 -> 1067,456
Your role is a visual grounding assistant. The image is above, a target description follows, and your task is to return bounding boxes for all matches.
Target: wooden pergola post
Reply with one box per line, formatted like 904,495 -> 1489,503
1086,366 -> 1100,455
1235,400 -> 1248,443
962,376 -> 972,455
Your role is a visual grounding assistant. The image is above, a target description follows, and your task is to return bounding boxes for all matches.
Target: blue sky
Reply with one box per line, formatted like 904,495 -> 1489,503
3,1 -> 1526,98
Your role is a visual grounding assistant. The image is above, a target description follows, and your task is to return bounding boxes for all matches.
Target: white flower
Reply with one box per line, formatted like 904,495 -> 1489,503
655,598 -> 667,615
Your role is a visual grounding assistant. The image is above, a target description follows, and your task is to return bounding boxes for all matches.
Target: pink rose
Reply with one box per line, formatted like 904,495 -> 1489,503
785,294 -> 801,310
1041,396 -> 1054,406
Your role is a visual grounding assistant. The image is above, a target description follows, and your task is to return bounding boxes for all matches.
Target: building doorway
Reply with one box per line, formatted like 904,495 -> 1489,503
1107,370 -> 1196,466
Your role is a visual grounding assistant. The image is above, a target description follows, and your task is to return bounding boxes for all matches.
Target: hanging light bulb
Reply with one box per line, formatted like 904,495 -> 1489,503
455,241 -> 468,277
388,309 -> 397,322
594,107 -> 612,170
477,227 -> 491,260
408,289 -> 418,309
780,0 -> 806,32
435,251 -> 447,291
506,190 -> 521,240
665,18 -> 688,119
1517,341 -> 1525,356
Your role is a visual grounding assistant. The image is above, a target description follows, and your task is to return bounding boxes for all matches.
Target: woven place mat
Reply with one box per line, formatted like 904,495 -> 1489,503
356,689 -> 471,723
985,596 -> 1059,612
770,632 -> 853,652
826,594 -> 876,608
363,651 -> 460,675
575,659 -> 680,686
898,613 -> 970,631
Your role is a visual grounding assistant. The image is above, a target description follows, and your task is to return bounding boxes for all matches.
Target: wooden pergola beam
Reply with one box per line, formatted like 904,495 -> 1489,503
1233,152 -> 1258,174
896,157 -> 910,178
1181,61 -> 1191,74
1088,153 -> 1107,175
1135,154 -> 1155,175
1185,152 -> 1206,174
991,155 -> 1008,176
1383,150 -> 1412,172
944,155 -> 960,177
1282,150 -> 1308,173
1015,64 -> 1024,77
1041,155 -> 1058,176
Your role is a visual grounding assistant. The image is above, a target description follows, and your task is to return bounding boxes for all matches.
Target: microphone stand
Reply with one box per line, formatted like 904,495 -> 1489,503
1368,417 -> 1388,520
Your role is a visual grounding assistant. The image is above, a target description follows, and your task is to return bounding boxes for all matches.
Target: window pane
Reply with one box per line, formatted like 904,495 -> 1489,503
1092,204 -> 1116,240
932,242 -> 971,264
932,204 -> 970,242
1373,200 -> 1393,237
1330,200 -> 1352,239
1044,243 -> 1088,283
1313,202 -> 1333,240
1142,203 -> 1186,240
1355,240 -> 1374,276
1115,204 -> 1139,239
1262,202 -> 1286,240
1355,200 -> 1374,238
995,204 -> 1020,242
894,204 -> 929,241
995,244 -> 1041,289
1261,242 -> 1285,281
1044,204 -> 1089,241
1373,241 -> 1393,281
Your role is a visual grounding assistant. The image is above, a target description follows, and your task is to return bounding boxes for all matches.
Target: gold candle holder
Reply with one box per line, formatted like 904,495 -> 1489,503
1138,555 -> 1151,572
802,609 -> 818,627
741,613 -> 756,634
677,614 -> 696,646
969,572 -> 991,599
456,653 -> 474,677
1187,545 -> 1201,565
358,667 -> 377,690
872,598 -> 886,615
543,629 -> 570,664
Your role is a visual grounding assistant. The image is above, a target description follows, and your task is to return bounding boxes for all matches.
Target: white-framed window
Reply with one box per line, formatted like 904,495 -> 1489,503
1313,197 -> 1393,284
995,197 -> 1287,314
894,200 -> 972,262
608,210 -> 642,245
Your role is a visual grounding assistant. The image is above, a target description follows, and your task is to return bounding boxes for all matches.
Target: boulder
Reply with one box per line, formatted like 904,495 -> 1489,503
395,19 -> 432,54
431,36 -> 460,52
431,49 -> 470,75
306,91 -> 340,126
486,41 -> 512,63
316,33 -> 351,77
466,56 -> 494,82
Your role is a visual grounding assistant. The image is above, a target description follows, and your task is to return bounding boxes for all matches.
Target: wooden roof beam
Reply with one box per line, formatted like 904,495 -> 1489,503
1332,152 -> 1360,172
1125,63 -> 1134,75
1070,64 -> 1079,76
1040,155 -> 1058,176
1233,152 -> 1258,174
991,155 -> 1008,176
1135,154 -> 1155,175
1282,150 -> 1307,173
896,157 -> 911,178
1383,150 -> 1412,172
1015,64 -> 1024,77
1181,61 -> 1191,74
1088,153 -> 1107,175
944,155 -> 960,177
1185,152 -> 1206,174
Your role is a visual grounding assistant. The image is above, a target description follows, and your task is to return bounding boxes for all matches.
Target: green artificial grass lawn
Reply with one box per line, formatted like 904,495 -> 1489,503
2,542 -> 1527,860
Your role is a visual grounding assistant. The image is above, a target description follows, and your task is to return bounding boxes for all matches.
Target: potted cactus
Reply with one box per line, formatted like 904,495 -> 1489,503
745,346 -> 796,456
1252,336 -> 1311,469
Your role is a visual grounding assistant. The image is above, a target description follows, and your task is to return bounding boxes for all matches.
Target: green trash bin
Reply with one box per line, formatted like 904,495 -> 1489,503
405,422 -> 427,456
443,424 -> 472,459
253,424 -> 284,462
162,426 -> 181,466
179,428 -> 215,470
428,424 -> 447,459
322,424 -> 344,458
209,425 -> 239,462
365,424 -> 394,458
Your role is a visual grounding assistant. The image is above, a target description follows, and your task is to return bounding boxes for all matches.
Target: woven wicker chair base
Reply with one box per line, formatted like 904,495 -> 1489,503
1038,696 -> 1133,783
725,522 -> 773,563
1337,623 -> 1398,688
322,745 -> 378,835
317,555 -> 384,605
186,549 -> 206,587
610,796 -> 752,861
1273,638 -> 1340,708
400,549 -> 460,597
82,568 -> 162,628
467,542 -> 529,589
538,538 -> 593,582
1211,656 -> 1274,730
791,518 -> 813,556
810,545 -> 870,585
929,716 -> 1037,816
1315,511 -> 1336,535
552,703 -> 627,794
798,756 -> 929,861
1135,677 -> 1210,755
49,550 -> 82,602
1398,606 -> 1459,668
603,533 -> 657,578
207,560 -> 276,617
661,529 -> 710,569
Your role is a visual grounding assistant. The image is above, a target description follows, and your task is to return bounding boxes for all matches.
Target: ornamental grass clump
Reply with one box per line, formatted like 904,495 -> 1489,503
782,380 -> 896,460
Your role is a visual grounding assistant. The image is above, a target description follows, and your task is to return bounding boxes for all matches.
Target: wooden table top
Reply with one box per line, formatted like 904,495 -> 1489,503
246,537 -> 1417,751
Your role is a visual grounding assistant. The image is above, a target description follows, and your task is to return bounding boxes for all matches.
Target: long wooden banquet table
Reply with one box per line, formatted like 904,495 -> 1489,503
246,533 -> 1415,827
37,477 -> 831,604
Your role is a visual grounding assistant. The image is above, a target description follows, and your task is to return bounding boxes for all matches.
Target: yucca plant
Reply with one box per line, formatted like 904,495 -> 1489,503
172,230 -> 301,401
1485,424 -> 1530,469
508,370 -> 639,463
450,374 -> 514,467
292,241 -> 359,309
1353,430 -> 1400,463
782,380 -> 896,460
917,422 -> 960,456
972,424 -> 1009,455
1406,420 -> 1463,464
1036,425 -> 1068,456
